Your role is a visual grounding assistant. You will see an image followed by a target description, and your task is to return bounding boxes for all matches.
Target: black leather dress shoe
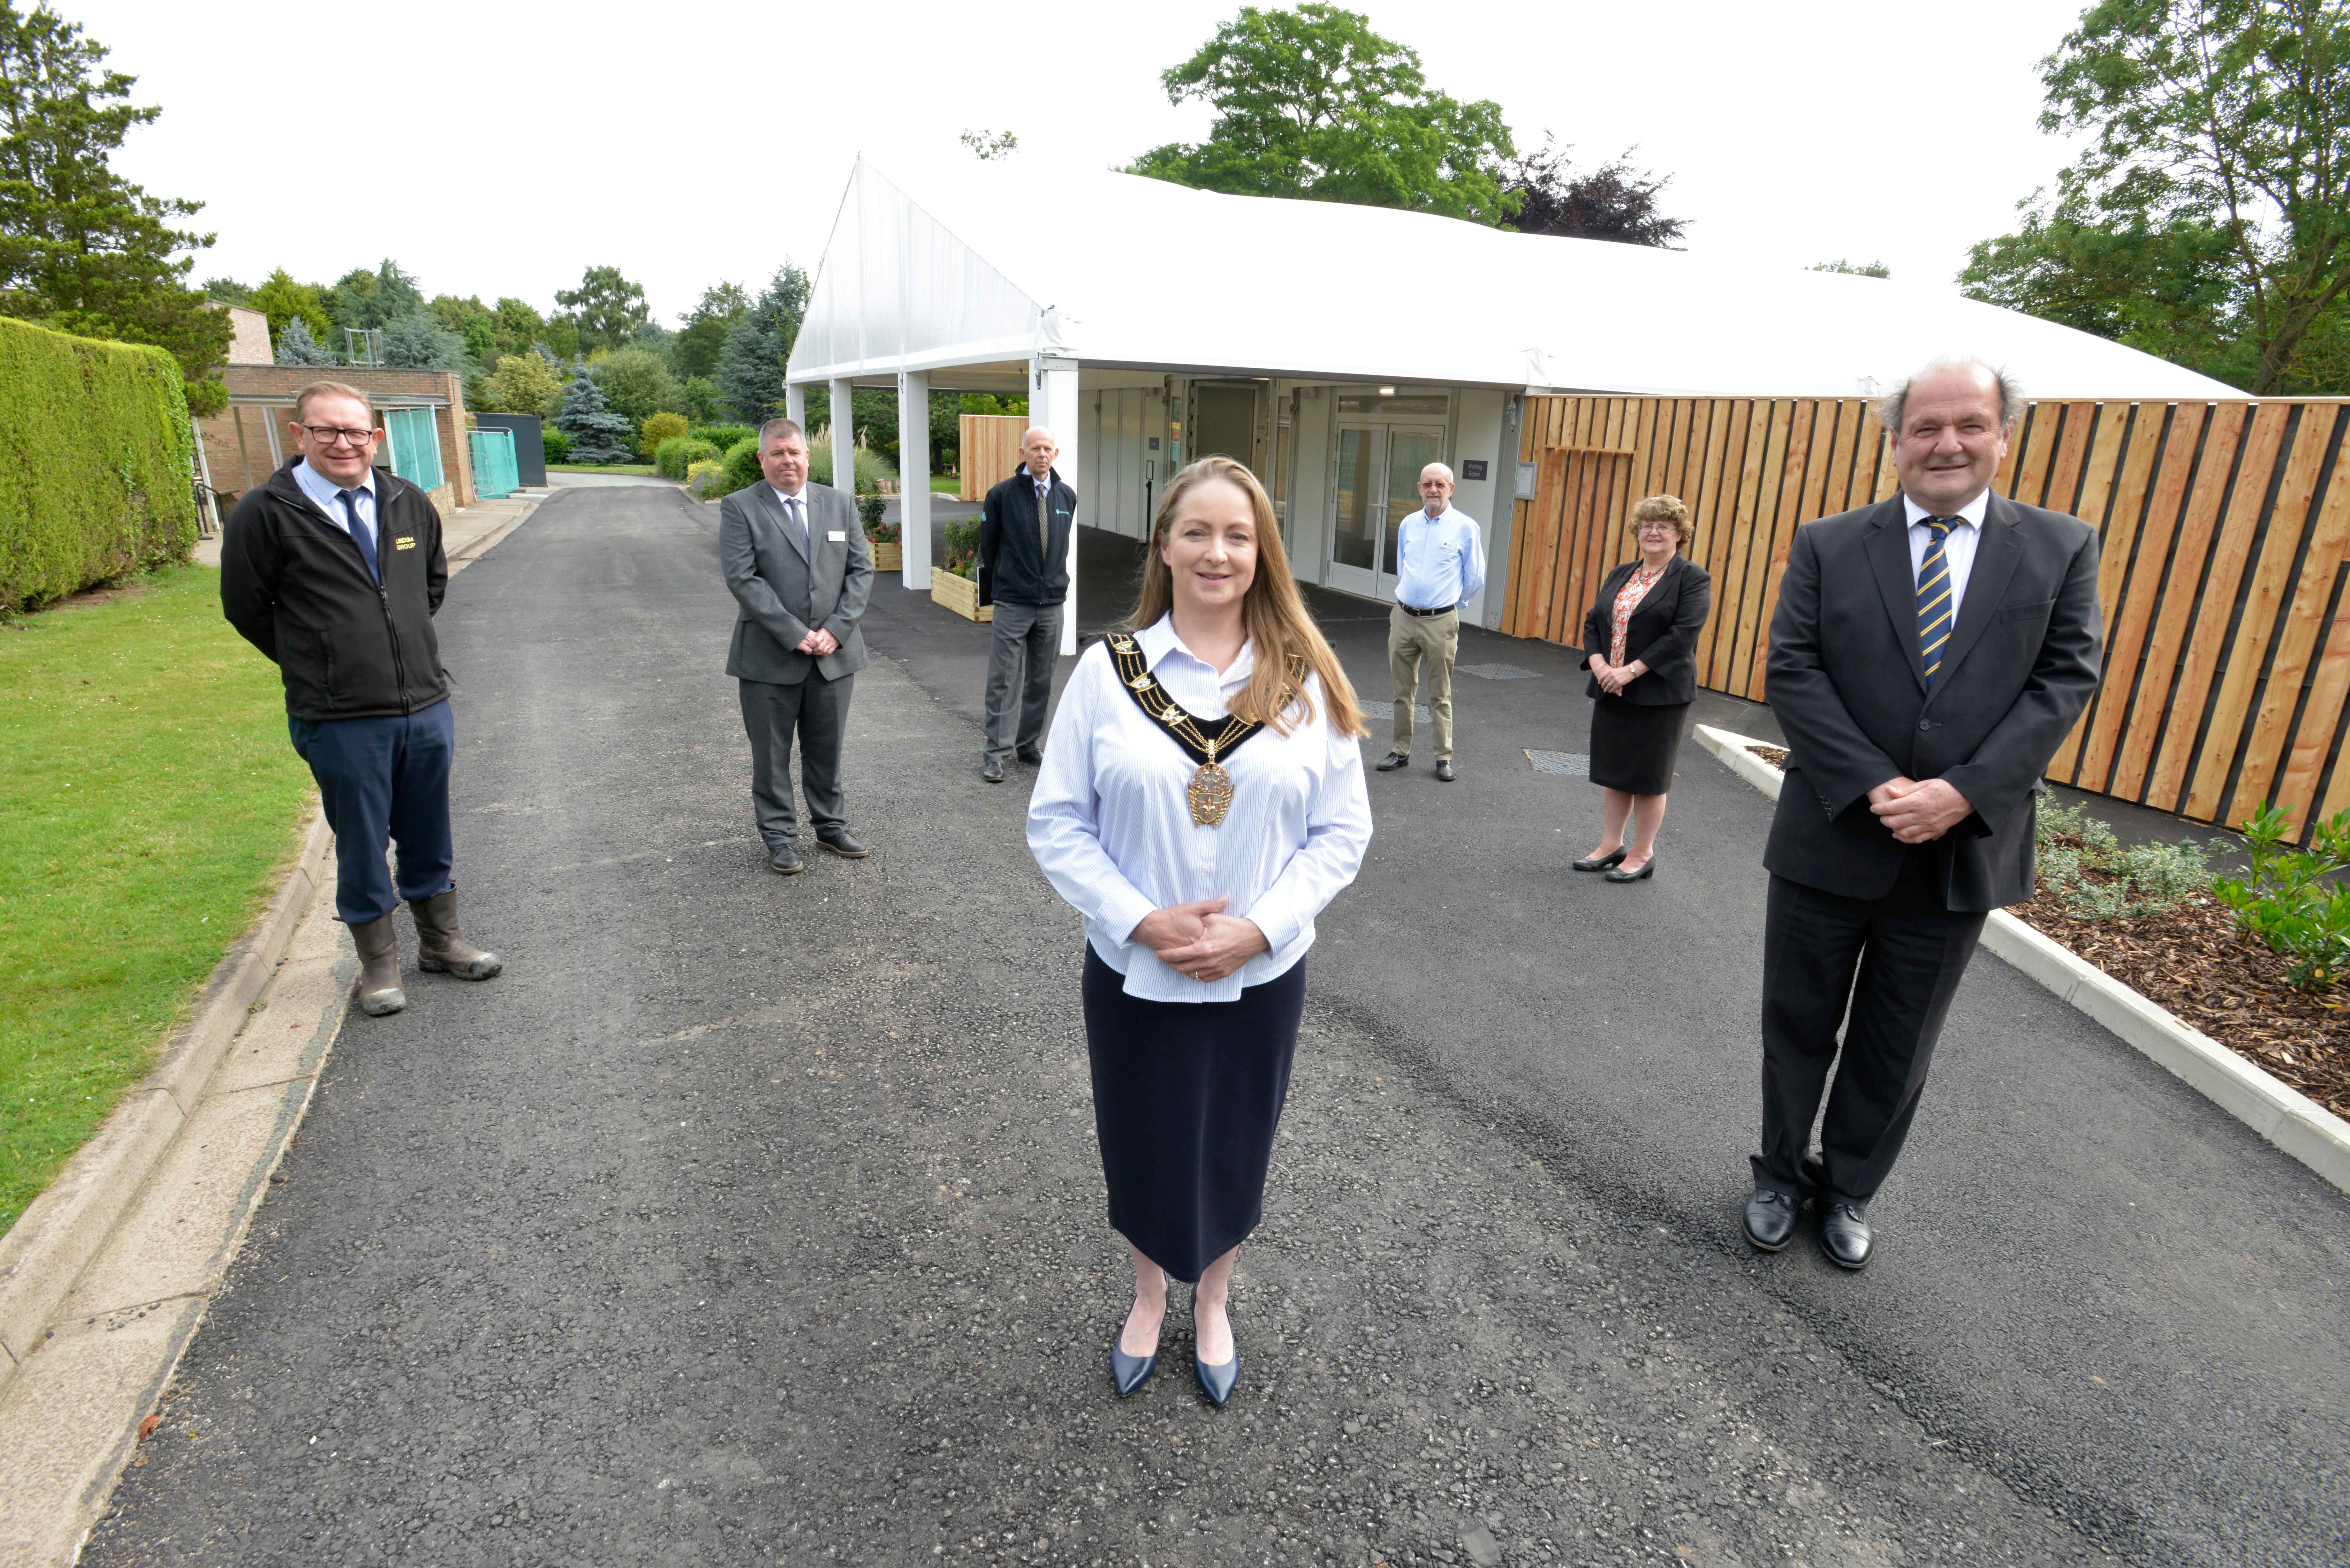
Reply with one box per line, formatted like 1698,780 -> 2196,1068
768,843 -> 804,876
1605,856 -> 1656,883
981,758 -> 1004,783
1572,847 -> 1628,872
1016,749 -> 1044,765
816,830 -> 868,859
1819,1201 -> 1874,1270
1742,1187 -> 1799,1251
1434,759 -> 1457,781
1375,751 -> 1409,772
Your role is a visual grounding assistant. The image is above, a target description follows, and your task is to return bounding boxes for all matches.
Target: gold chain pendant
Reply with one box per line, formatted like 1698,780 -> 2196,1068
1187,761 -> 1235,827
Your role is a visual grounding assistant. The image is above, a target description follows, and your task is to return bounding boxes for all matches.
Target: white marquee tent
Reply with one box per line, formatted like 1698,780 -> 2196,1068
785,156 -> 2240,637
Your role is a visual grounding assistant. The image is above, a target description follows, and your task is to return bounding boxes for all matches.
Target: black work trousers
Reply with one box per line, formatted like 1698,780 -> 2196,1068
1753,853 -> 1987,1205
738,672 -> 854,844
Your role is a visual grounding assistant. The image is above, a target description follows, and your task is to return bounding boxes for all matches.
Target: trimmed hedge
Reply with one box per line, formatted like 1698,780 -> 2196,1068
691,423 -> 755,452
714,435 -> 895,499
655,435 -> 721,480
0,317 -> 199,613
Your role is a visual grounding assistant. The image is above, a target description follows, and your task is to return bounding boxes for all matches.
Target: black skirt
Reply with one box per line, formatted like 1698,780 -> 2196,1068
1081,946 -> 1307,1283
1588,695 -> 1690,795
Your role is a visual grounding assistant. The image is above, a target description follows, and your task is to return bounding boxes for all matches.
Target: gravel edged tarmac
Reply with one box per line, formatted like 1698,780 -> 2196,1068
84,487 -> 2345,1567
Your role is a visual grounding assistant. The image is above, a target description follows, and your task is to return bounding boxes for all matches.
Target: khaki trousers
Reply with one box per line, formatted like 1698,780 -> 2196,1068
1387,605 -> 1459,759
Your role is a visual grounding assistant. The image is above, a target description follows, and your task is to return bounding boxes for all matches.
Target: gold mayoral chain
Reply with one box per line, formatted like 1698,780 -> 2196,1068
1105,632 -> 1302,828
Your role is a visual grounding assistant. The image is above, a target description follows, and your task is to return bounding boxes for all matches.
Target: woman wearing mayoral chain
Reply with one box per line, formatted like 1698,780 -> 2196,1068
1027,456 -> 1372,1407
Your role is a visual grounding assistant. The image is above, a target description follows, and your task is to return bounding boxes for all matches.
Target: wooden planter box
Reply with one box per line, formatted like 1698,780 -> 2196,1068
870,541 -> 901,572
931,566 -> 991,622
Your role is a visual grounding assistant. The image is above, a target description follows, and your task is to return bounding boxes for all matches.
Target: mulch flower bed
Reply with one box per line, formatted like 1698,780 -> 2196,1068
1740,743 -> 2348,1118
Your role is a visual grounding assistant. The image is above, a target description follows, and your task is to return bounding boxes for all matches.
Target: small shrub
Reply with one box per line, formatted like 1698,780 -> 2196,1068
2033,801 -> 2213,921
2214,802 -> 2350,992
543,426 -> 574,465
687,459 -> 730,499
942,517 -> 981,578
655,435 -> 720,481
858,493 -> 888,532
692,423 -> 755,451
722,436 -> 763,495
639,411 -> 690,458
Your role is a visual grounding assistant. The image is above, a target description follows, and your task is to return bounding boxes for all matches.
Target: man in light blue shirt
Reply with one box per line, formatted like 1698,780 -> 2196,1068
1379,463 -> 1486,781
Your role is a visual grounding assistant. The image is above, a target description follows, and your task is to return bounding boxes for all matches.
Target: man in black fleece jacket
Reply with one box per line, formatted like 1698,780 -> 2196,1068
220,381 -> 501,1015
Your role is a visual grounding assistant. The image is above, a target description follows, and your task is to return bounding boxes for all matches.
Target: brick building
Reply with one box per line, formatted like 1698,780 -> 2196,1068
197,365 -> 477,514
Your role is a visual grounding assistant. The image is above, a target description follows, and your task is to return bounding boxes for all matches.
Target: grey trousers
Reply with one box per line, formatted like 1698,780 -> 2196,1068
739,672 -> 854,843
983,599 -> 1062,764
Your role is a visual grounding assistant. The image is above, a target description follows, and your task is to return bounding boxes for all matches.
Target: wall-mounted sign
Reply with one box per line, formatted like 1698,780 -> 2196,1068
1148,437 -> 1160,450
1460,459 -> 1488,481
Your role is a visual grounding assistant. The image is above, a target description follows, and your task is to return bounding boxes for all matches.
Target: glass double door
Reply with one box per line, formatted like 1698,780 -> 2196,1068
1327,422 -> 1445,601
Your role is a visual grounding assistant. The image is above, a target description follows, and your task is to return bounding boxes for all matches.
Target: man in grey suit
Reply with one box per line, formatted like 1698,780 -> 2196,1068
1742,358 -> 2102,1270
719,418 -> 874,874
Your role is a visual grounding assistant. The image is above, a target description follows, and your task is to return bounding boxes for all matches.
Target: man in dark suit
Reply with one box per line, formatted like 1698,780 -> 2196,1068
976,426 -> 1075,783
719,418 -> 874,874
1743,358 -> 2102,1270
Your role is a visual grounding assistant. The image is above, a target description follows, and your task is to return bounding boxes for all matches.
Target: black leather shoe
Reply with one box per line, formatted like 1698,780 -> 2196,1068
816,831 -> 868,859
1434,759 -> 1457,781
1194,1346 -> 1238,1407
1743,1187 -> 1799,1251
1016,749 -> 1044,765
1820,1201 -> 1874,1270
768,843 -> 804,876
1572,847 -> 1628,872
981,758 -> 1004,783
1111,1340 -> 1157,1398
1605,856 -> 1656,883
1375,751 -> 1409,772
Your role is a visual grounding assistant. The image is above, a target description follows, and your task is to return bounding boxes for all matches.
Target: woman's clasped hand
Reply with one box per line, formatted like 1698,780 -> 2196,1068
1131,897 -> 1269,983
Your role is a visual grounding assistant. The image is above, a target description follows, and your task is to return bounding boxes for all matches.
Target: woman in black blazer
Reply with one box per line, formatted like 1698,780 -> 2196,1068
1574,495 -> 1713,882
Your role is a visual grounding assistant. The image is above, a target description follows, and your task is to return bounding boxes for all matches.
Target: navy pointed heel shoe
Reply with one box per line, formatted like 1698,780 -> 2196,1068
1194,1345 -> 1238,1407
1111,1339 -> 1157,1397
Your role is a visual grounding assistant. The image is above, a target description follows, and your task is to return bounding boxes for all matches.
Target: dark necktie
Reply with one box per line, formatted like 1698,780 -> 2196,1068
1917,519 -> 1954,688
338,489 -> 378,582
788,495 -> 807,552
1036,480 -> 1050,559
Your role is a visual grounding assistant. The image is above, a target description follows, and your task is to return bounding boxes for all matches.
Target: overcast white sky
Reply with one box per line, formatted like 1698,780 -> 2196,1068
66,0 -> 2090,326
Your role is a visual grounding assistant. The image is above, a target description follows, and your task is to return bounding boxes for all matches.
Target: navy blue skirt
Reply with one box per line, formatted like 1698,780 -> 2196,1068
1081,946 -> 1307,1283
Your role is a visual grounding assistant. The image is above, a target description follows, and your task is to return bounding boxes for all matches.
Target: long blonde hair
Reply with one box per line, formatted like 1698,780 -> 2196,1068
1118,456 -> 1367,738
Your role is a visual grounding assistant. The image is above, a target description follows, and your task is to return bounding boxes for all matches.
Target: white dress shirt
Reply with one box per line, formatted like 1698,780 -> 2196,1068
1392,504 -> 1486,612
768,483 -> 811,549
1902,488 -> 1989,625
1027,615 -> 1374,1002
291,458 -> 378,542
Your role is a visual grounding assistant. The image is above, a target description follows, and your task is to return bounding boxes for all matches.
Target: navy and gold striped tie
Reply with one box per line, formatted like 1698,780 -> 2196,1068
1917,518 -> 1954,688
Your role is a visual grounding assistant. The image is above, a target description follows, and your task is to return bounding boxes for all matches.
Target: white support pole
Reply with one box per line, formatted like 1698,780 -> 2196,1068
785,382 -> 806,429
1035,357 -> 1081,655
897,370 -> 931,591
830,379 -> 856,503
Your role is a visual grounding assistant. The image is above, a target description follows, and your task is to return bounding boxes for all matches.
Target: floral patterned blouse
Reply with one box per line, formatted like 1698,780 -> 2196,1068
1609,560 -> 1671,666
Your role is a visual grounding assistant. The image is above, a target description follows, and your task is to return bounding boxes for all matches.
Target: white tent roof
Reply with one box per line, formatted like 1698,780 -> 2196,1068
787,156 -> 2241,401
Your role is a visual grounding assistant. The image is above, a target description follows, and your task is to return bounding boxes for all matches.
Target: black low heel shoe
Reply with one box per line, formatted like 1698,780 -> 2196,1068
1605,857 -> 1656,883
1194,1347 -> 1238,1407
1111,1339 -> 1157,1398
1572,846 -> 1628,872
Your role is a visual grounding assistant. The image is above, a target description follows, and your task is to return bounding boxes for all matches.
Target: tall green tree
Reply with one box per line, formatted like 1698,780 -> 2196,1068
716,264 -> 809,425
0,0 -> 231,412
554,263 -> 651,355
1126,4 -> 1516,226
325,259 -> 425,334
248,267 -> 331,347
1961,0 -> 2350,393
674,280 -> 748,381
587,344 -> 683,427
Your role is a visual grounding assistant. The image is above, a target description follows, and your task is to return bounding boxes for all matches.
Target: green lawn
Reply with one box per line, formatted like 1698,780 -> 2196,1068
931,475 -> 961,494
0,566 -> 313,1233
549,463 -> 658,476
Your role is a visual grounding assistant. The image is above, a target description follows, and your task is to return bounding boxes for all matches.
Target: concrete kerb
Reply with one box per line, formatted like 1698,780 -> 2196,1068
1689,723 -> 2350,1198
0,809 -> 331,1396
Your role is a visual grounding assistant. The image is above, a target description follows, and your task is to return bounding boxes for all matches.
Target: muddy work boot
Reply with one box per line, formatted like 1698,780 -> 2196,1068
408,889 -> 503,980
348,914 -> 407,1016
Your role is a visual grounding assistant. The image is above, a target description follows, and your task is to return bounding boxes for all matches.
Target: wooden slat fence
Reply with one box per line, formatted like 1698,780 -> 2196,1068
1507,394 -> 2350,841
958,414 -> 1028,502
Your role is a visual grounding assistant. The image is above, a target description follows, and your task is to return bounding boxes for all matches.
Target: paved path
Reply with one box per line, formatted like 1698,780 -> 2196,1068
87,487 -> 2348,1566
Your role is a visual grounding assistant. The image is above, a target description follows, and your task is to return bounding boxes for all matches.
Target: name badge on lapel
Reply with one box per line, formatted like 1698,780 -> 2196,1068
393,536 -> 416,551
827,530 -> 845,542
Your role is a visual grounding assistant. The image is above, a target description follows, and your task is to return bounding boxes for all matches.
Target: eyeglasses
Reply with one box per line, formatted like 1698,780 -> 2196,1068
298,424 -> 377,447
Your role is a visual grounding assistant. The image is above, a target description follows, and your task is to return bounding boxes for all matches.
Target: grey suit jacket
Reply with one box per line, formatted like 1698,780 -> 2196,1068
1761,491 -> 2102,911
719,482 -> 873,684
